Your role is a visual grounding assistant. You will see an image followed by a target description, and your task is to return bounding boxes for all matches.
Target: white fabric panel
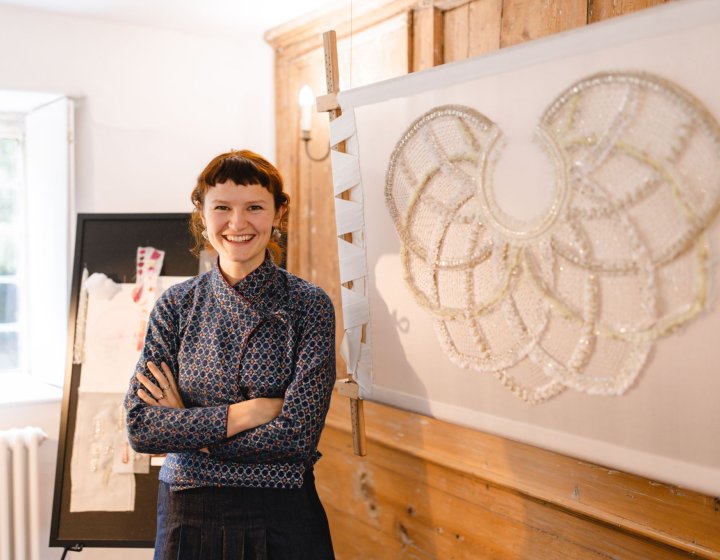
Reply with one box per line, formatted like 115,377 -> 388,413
328,0 -> 720,496
70,393 -> 135,512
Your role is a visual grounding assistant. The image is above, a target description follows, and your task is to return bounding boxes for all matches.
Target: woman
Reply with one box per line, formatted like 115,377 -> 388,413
125,150 -> 336,559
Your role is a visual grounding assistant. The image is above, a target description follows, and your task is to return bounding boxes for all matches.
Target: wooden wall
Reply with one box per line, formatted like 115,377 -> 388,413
266,1 -> 720,558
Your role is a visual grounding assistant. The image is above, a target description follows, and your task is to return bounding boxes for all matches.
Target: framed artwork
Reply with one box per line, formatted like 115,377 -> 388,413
330,0 -> 720,495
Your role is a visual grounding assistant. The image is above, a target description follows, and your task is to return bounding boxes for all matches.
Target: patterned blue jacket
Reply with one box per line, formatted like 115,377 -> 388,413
124,256 -> 336,489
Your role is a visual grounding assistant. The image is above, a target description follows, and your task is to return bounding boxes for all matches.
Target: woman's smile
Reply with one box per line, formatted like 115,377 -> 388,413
202,180 -> 283,284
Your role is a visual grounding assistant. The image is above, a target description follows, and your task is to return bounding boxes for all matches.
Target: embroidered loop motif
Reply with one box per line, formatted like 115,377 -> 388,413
385,71 -> 720,403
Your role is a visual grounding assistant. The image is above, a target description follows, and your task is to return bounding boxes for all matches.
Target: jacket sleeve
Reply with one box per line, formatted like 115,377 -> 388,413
207,287 -> 336,463
124,286 -> 229,454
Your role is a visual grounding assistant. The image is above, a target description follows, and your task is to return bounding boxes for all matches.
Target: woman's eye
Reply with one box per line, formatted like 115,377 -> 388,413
214,205 -> 229,211
248,205 -> 264,211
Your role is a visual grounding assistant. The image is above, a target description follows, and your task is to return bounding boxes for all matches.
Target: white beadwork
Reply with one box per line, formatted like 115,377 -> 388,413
385,71 -> 720,403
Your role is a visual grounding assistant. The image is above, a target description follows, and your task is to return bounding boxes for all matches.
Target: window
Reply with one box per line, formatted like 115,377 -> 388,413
0,91 -> 74,393
0,121 -> 24,373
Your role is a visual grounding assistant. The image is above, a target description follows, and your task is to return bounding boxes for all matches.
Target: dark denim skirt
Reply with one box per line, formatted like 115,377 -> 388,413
153,469 -> 335,560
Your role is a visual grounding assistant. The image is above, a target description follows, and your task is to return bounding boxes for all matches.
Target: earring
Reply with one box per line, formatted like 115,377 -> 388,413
201,230 -> 208,240
272,227 -> 282,242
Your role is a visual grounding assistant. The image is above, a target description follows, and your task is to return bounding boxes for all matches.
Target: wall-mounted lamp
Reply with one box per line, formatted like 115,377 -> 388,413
298,84 -> 330,162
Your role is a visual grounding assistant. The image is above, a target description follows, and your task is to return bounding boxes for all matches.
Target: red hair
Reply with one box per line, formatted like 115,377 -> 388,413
190,150 -> 289,263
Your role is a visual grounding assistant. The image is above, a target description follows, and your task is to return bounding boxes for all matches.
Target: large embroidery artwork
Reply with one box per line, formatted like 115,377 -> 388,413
329,0 -> 720,495
385,72 -> 720,403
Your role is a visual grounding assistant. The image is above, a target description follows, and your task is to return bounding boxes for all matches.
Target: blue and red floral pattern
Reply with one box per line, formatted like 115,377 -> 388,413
124,255 -> 336,490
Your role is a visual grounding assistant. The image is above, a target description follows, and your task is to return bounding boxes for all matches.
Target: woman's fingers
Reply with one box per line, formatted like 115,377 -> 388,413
136,372 -> 165,401
141,361 -> 185,409
147,361 -> 169,389
162,363 -> 180,392
137,388 -> 162,406
158,362 -> 184,408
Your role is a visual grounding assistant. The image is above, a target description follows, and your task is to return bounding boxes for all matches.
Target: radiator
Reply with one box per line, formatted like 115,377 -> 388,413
0,427 -> 46,560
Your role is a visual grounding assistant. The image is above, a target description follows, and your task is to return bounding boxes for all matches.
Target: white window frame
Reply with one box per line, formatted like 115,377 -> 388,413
0,91 -> 74,404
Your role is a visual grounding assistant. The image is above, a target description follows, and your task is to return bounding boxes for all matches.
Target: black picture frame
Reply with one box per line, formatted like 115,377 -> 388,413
50,213 -> 197,549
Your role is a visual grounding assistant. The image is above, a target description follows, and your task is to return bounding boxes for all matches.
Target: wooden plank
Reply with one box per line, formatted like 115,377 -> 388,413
316,92 -> 338,112
320,394 -> 720,559
317,423 -> 701,559
273,56 -> 300,275
411,6 -> 444,71
589,0 -> 669,23
443,2 -> 469,63
337,13 -> 411,88
288,54 -> 323,282
500,0 -> 587,48
265,0 -> 418,61
321,30 -> 367,457
443,0 -> 502,63
467,0 -> 502,57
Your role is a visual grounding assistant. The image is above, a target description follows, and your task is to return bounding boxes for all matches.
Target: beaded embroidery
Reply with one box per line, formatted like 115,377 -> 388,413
385,71 -> 720,403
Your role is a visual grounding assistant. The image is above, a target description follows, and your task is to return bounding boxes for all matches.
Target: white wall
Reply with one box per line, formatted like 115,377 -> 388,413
0,4 -> 276,214
0,4 -> 277,558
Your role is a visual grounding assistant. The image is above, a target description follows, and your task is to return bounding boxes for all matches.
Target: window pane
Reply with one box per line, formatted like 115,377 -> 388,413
0,330 -> 19,370
0,283 -> 17,323
0,234 -> 16,275
0,136 -> 19,276
0,137 -> 19,184
0,187 -> 15,222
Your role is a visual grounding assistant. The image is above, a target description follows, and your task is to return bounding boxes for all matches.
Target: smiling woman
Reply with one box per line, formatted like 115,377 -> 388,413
191,153 -> 288,283
201,182 -> 283,283
125,150 -> 336,560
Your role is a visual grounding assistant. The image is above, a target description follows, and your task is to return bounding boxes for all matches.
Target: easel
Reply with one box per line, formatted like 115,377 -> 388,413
317,30 -> 367,457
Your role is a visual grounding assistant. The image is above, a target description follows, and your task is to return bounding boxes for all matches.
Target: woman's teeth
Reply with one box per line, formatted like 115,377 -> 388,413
226,234 -> 253,242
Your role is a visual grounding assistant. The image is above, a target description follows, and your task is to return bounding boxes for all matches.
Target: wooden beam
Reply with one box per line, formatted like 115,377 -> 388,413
320,394 -> 720,559
500,0 -> 586,48
322,30 -> 367,457
588,0 -> 669,23
316,92 -> 339,113
318,424 -> 703,559
411,5 -> 444,71
443,0 -> 502,63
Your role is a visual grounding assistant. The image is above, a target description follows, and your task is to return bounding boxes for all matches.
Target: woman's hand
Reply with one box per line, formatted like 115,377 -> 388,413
136,361 -> 185,409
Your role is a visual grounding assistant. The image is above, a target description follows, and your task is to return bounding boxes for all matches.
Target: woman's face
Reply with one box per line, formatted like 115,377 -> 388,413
202,180 -> 283,283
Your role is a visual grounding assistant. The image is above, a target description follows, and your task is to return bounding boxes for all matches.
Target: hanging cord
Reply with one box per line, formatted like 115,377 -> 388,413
60,544 -> 83,559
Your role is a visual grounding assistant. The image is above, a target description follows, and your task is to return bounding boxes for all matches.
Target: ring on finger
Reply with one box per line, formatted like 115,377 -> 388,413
157,393 -> 166,401
161,385 -> 170,391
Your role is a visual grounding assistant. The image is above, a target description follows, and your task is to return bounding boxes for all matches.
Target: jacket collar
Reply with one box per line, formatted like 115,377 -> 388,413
209,254 -> 285,314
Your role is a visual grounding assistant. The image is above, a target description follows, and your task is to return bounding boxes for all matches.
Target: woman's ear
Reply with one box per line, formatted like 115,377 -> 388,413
273,205 -> 287,227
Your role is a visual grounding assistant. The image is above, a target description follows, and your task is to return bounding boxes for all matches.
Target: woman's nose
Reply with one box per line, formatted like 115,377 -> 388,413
229,210 -> 247,229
